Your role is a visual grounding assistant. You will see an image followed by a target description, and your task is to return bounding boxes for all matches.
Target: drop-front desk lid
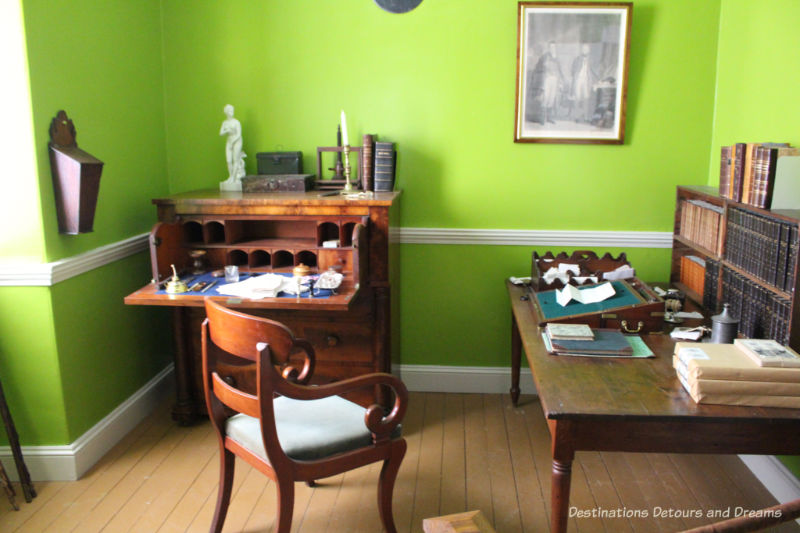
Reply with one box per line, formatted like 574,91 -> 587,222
124,273 -> 359,311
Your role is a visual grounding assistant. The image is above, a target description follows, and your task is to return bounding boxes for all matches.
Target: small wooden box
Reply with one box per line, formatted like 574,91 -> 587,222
422,510 -> 495,533
256,151 -> 302,175
531,250 -> 631,291
528,278 -> 665,334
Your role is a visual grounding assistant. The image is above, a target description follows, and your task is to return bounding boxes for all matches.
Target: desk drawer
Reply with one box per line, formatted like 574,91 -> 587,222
288,321 -> 374,363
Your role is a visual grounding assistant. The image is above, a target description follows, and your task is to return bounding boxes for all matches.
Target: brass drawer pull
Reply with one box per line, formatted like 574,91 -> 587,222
621,320 -> 643,334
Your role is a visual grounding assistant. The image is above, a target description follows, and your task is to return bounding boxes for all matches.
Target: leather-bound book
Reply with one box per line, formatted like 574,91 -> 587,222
361,134 -> 374,192
374,141 -> 396,192
731,143 -> 746,202
719,145 -> 732,199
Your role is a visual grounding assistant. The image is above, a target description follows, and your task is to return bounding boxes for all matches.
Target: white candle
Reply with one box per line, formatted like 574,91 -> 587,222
340,110 -> 349,146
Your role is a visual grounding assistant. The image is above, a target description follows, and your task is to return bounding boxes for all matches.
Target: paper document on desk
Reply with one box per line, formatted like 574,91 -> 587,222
602,265 -> 636,281
216,273 -> 306,299
556,281 -> 615,307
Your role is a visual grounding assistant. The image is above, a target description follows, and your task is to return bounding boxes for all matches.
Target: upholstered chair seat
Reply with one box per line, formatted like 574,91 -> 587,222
227,395 -> 388,462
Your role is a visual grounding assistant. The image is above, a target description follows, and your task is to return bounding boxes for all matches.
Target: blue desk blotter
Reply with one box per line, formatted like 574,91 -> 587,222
156,271 -> 334,298
535,280 -> 641,320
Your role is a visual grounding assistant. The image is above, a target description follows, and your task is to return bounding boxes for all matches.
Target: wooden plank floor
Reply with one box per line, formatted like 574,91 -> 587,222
1,392 -> 797,532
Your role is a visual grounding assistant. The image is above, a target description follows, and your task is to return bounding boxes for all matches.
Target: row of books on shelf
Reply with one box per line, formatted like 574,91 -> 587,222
679,255 -> 706,296
724,207 -> 798,292
678,199 -> 724,255
721,266 -> 792,345
719,142 -> 798,209
674,340 -> 800,408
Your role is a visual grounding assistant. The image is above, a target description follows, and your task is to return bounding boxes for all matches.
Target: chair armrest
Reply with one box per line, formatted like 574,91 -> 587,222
279,338 -> 315,386
277,372 -> 408,443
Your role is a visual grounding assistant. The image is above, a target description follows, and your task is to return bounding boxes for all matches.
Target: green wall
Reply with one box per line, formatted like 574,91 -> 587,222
22,0 -> 170,262
708,0 -> 800,183
710,0 -> 800,481
0,0 -> 173,446
161,0 -> 719,232
160,0 -> 719,368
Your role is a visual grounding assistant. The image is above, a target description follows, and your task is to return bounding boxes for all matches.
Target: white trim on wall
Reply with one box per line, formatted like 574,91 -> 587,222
395,227 -> 673,248
0,228 -> 670,287
0,232 -> 149,287
0,364 -> 173,482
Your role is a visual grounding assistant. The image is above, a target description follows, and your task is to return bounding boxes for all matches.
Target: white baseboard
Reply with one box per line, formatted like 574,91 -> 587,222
0,364 -> 174,481
399,363 -> 536,395
739,455 -> 800,507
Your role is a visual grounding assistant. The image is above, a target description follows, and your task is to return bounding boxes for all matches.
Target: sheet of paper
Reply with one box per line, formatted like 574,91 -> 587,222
602,265 -> 636,281
555,281 -> 615,306
216,273 -> 306,300
670,327 -> 704,341
543,267 -> 570,285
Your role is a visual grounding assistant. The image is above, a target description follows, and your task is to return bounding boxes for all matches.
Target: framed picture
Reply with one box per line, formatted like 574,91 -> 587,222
514,2 -> 632,144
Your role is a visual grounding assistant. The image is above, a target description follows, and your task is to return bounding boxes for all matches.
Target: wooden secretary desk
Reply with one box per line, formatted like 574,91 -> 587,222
125,189 -> 401,424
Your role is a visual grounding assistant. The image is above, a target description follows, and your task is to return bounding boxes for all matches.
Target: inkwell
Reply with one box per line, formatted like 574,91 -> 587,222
165,264 -> 189,294
710,303 -> 738,343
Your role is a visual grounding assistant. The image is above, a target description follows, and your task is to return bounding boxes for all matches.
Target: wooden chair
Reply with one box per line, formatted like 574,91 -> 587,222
202,299 -> 408,533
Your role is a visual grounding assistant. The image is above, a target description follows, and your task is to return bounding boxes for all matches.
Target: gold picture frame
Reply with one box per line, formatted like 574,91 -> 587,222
514,2 -> 632,144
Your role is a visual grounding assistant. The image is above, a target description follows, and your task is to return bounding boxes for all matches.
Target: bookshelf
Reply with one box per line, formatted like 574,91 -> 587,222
671,185 -> 800,349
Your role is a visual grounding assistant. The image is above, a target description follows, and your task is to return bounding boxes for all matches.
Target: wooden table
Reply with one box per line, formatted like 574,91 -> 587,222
507,280 -> 800,533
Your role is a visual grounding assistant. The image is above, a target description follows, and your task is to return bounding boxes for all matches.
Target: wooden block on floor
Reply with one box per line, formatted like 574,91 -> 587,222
422,510 -> 496,533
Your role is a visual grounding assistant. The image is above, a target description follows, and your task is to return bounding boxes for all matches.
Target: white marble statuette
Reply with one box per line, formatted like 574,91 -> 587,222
219,104 -> 246,191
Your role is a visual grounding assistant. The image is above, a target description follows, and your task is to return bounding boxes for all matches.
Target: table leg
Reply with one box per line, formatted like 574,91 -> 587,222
171,307 -> 197,425
551,457 -> 573,533
510,317 -> 521,406
549,419 -> 575,533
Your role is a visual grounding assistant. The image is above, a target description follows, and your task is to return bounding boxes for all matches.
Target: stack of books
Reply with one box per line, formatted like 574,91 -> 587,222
719,142 -> 798,208
673,339 -> 800,408
725,207 -> 798,292
679,199 -> 724,255
542,324 -> 653,358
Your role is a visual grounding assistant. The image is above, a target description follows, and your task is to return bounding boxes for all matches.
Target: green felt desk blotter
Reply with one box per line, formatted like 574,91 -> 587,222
527,278 -> 665,334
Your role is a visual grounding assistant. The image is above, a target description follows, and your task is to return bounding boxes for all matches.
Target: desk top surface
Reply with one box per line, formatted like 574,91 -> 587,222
508,280 -> 800,425
151,189 -> 401,208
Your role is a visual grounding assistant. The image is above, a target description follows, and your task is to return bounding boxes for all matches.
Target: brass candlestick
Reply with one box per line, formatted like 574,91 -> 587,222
342,145 -> 353,192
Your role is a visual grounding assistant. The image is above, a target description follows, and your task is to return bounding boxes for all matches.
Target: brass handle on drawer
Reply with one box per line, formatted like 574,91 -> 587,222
326,334 -> 340,347
621,320 -> 643,334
